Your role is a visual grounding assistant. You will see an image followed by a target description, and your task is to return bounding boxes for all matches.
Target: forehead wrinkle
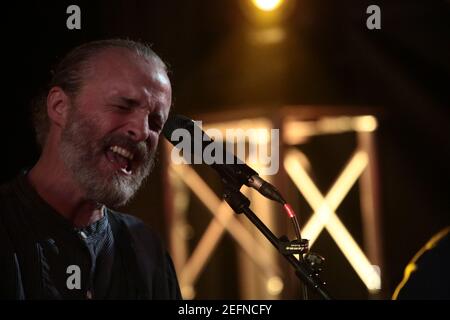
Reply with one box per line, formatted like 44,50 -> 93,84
106,89 -> 168,117
80,49 -> 171,112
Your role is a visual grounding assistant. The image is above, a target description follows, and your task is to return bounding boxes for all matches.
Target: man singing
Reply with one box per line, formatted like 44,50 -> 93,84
0,39 -> 181,299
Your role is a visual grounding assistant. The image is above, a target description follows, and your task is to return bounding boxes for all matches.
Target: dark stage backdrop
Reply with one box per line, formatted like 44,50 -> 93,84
1,0 -> 449,299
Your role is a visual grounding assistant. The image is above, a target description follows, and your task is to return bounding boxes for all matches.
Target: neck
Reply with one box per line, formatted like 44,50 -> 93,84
28,144 -> 104,228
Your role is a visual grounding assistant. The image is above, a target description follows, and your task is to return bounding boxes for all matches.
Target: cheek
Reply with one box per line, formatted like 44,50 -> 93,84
90,114 -> 117,137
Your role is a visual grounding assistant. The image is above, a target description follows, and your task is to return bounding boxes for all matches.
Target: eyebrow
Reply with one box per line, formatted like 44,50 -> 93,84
110,96 -> 166,122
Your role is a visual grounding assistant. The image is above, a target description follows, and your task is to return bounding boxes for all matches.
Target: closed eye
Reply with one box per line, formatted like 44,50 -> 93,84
148,114 -> 165,132
113,105 -> 132,112
148,120 -> 163,132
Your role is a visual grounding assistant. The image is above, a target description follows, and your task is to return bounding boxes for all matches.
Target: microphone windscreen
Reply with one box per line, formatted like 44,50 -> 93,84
162,114 -> 195,141
162,113 -> 258,183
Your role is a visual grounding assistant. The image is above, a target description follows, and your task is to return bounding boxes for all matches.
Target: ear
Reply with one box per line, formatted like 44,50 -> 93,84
47,87 -> 71,128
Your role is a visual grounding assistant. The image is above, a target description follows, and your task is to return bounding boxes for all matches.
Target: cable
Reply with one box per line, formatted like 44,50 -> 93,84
283,202 -> 309,300
283,203 -> 302,241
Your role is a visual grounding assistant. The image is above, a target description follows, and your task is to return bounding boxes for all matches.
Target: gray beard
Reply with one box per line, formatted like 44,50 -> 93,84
59,110 -> 156,208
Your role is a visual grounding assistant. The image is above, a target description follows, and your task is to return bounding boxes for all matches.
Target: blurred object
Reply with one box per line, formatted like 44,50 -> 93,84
163,106 -> 384,299
251,0 -> 284,12
283,108 -> 382,294
285,149 -> 381,291
240,0 -> 295,26
392,226 -> 450,300
164,116 -> 281,299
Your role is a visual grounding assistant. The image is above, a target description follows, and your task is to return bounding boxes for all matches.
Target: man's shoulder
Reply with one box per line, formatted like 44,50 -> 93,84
0,176 -> 22,215
108,209 -> 146,227
0,177 -> 17,198
107,209 -> 154,233
107,208 -> 182,299
106,208 -> 164,248
0,171 -> 29,202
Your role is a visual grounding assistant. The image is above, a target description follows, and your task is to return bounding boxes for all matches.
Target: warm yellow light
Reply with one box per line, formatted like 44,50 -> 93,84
181,285 -> 195,300
283,115 -> 378,145
171,163 -> 282,292
250,27 -> 286,45
284,149 -> 381,291
252,0 -> 284,11
354,116 -> 378,132
267,276 -> 284,295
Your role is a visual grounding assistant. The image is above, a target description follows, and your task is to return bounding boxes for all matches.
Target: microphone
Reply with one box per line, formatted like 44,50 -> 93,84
162,114 -> 286,204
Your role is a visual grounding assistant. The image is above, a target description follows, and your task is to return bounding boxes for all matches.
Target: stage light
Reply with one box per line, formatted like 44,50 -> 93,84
283,115 -> 379,144
252,0 -> 284,12
284,149 -> 381,291
267,276 -> 284,295
181,285 -> 195,300
353,115 -> 378,132
170,161 -> 282,298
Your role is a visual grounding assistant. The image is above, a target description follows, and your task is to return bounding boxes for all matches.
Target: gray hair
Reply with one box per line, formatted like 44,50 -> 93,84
32,39 -> 167,149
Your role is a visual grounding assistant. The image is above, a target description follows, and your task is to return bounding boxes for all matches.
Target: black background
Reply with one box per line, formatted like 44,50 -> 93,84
1,0 -> 449,299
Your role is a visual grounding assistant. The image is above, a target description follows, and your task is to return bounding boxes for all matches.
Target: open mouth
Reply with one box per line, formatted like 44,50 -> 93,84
105,145 -> 135,175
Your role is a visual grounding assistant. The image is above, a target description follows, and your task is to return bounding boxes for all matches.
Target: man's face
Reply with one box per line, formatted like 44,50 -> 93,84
59,49 -> 172,207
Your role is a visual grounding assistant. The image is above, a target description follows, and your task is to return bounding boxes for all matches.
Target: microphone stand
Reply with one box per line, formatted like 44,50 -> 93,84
221,175 -> 332,300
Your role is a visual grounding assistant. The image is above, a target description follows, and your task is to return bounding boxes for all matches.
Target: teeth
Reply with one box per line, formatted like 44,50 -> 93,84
109,145 -> 134,160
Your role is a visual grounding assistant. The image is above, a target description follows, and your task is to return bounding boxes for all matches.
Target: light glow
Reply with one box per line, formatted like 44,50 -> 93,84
267,276 -> 284,295
284,149 -> 381,291
252,0 -> 284,12
170,163 -> 281,296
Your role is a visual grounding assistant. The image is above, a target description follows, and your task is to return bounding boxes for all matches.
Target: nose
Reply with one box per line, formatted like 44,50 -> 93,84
125,114 -> 151,142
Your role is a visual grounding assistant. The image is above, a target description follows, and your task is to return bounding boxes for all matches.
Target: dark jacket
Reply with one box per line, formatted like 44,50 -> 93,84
0,173 -> 181,300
